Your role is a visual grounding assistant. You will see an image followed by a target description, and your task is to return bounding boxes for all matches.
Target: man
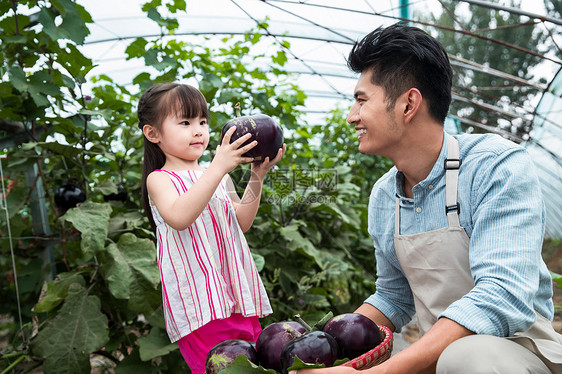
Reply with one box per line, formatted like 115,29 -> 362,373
292,23 -> 562,374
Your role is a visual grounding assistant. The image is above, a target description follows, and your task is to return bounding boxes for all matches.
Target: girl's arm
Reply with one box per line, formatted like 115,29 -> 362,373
227,144 -> 286,232
147,128 -> 256,231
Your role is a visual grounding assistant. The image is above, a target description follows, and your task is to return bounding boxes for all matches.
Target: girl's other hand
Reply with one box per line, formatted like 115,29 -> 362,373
212,126 -> 257,174
252,143 -> 286,180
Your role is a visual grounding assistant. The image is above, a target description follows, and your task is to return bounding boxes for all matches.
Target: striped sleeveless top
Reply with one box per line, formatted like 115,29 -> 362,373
150,169 -> 272,342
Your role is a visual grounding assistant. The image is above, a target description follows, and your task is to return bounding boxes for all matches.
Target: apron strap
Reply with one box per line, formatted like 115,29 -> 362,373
395,196 -> 400,235
395,133 -> 462,234
445,134 -> 461,227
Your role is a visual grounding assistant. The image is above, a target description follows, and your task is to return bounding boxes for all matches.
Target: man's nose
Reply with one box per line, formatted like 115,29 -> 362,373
347,103 -> 360,125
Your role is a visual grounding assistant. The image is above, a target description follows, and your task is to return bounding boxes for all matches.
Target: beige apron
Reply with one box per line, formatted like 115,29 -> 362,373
394,134 -> 562,371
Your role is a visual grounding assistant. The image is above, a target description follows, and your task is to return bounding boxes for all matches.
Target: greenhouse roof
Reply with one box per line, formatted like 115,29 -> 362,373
47,0 -> 562,238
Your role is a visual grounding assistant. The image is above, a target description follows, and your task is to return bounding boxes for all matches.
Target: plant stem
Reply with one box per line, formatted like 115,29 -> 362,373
294,314 -> 312,332
1,355 -> 25,374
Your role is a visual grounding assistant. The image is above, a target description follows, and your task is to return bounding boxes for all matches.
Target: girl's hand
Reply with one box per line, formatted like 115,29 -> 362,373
251,143 -> 287,180
212,126 -> 257,174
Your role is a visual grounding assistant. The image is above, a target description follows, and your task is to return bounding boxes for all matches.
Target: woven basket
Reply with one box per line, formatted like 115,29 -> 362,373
339,325 -> 393,370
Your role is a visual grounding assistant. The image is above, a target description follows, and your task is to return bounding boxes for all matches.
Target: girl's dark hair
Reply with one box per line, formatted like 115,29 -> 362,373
347,23 -> 453,124
138,83 -> 209,230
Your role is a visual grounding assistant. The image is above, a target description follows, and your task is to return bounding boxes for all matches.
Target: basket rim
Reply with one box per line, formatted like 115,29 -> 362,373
339,324 -> 393,367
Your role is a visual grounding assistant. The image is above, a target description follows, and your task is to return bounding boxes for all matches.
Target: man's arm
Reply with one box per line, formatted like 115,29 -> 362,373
371,317 -> 474,374
355,304 -> 474,373
354,303 -> 395,332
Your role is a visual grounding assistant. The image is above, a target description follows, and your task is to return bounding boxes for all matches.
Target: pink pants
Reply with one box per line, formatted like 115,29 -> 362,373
177,314 -> 262,374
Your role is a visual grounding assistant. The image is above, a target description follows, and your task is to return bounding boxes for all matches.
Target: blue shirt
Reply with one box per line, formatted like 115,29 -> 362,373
365,133 -> 554,337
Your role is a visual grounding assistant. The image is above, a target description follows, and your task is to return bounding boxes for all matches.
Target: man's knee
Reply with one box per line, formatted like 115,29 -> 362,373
436,335 -> 551,374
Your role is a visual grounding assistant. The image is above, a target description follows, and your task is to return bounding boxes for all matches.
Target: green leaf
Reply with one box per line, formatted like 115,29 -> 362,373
312,311 -> 334,331
142,0 -> 161,11
132,71 -> 152,85
8,65 -> 28,92
101,233 -> 159,301
125,38 -> 149,59
33,272 -> 86,313
146,7 -> 162,23
287,356 -> 326,372
115,349 -> 154,374
166,0 -> 187,13
272,51 -> 288,66
80,108 -> 113,123
252,252 -> 265,272
280,225 -> 325,266
38,6 -> 65,41
108,211 -> 146,233
216,354 -> 277,373
138,327 -> 177,361
57,44 -> 95,79
24,141 -> 82,159
95,179 -> 119,196
3,35 -> 28,44
52,0 -> 90,44
30,284 -> 109,374
61,202 -> 112,260
310,203 -> 352,225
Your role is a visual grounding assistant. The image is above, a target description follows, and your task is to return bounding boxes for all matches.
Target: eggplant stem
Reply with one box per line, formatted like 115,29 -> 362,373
234,102 -> 241,117
294,314 -> 312,332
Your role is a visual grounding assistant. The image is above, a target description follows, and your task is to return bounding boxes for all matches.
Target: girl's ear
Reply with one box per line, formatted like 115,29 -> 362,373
143,124 -> 160,144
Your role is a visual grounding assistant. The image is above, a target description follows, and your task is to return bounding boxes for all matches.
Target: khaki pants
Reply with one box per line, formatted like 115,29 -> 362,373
436,334 -> 558,374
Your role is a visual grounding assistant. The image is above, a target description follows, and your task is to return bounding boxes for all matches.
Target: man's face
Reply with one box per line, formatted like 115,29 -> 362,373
347,69 -> 403,158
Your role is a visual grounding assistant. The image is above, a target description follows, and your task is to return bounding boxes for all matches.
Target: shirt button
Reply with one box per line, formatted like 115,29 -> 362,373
416,207 -> 422,213
428,184 -> 434,189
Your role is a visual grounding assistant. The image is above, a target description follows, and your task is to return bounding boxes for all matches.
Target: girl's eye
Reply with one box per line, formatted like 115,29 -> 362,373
200,120 -> 208,126
180,121 -> 190,126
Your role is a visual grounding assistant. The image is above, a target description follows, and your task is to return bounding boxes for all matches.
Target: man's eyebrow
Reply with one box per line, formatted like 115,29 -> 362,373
354,90 -> 366,99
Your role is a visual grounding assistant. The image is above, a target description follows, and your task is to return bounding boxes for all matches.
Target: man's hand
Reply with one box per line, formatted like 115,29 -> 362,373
289,366 -> 358,374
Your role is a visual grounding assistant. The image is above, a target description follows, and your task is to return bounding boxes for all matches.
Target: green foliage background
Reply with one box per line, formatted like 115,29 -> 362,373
0,1 -> 391,372
425,0 -> 550,140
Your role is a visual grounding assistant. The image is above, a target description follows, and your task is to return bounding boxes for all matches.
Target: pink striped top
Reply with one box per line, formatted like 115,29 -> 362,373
150,169 -> 272,342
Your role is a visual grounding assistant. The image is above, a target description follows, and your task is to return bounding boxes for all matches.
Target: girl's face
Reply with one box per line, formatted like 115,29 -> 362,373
156,112 -> 209,167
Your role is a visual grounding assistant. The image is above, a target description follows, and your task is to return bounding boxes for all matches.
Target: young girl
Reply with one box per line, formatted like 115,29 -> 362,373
138,83 -> 285,373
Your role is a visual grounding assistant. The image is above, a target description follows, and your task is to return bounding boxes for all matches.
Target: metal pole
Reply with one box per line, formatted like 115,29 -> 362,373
25,163 -> 56,280
400,0 -> 410,22
455,0 -> 562,27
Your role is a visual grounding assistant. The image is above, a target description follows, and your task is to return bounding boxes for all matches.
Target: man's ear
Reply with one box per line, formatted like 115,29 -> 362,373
142,124 -> 160,144
403,88 -> 422,123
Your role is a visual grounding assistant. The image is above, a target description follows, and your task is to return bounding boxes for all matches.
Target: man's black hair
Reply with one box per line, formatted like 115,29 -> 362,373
347,23 -> 453,124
